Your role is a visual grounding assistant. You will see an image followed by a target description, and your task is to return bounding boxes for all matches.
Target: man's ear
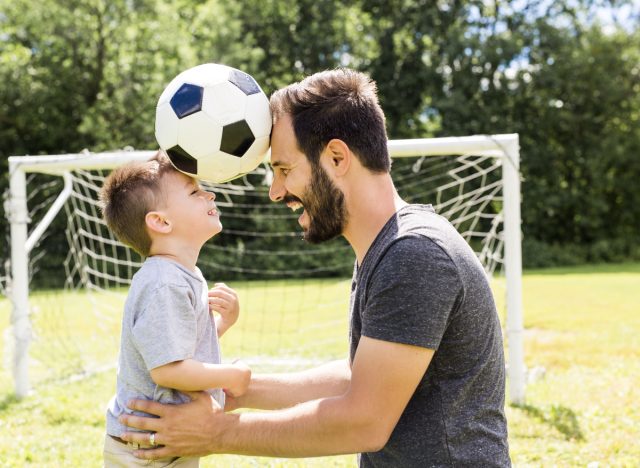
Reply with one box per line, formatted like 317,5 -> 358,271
322,139 -> 351,177
145,211 -> 172,234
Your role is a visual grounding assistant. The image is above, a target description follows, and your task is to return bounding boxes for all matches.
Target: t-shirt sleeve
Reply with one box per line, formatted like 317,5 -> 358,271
131,283 -> 197,370
361,235 -> 463,350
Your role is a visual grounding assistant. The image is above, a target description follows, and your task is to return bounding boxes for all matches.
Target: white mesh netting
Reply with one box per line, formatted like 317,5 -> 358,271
1,148 -> 506,389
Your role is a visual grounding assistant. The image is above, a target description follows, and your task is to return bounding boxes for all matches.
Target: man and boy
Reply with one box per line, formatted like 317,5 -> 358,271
103,68 -> 511,467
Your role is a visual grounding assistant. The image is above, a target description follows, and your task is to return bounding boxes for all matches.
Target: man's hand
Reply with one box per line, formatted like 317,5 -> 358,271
223,393 -> 241,412
209,282 -> 240,337
119,391 -> 224,459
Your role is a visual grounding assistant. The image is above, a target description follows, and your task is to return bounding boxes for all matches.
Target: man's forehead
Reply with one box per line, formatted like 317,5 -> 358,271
270,115 -> 304,167
269,125 -> 299,167
270,146 -> 305,168
269,153 -> 290,167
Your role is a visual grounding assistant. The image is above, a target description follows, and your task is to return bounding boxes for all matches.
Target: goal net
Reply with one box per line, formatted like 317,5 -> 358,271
2,135 -> 524,403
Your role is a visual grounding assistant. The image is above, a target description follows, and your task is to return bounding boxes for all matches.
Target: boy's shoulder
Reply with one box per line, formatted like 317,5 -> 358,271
125,258 -> 202,316
133,257 -> 192,286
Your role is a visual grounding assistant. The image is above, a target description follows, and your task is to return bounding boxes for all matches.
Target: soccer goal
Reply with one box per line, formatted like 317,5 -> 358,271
3,135 -> 525,404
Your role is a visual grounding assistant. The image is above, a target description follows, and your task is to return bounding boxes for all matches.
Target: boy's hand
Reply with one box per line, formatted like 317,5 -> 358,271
223,361 -> 252,398
208,282 -> 239,337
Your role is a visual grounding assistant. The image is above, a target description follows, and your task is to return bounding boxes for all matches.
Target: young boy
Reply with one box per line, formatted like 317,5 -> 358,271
100,152 -> 250,467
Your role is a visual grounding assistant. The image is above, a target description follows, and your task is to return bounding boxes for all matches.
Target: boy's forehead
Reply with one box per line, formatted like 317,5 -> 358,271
162,170 -> 196,189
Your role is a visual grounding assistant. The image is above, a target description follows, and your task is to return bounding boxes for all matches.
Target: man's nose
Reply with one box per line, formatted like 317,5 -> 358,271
269,179 -> 284,202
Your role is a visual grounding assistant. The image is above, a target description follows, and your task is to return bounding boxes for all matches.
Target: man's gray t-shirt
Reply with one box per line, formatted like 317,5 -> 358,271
106,257 -> 224,437
350,204 -> 510,467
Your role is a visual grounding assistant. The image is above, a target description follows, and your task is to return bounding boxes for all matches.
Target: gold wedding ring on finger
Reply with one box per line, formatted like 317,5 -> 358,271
149,432 -> 156,446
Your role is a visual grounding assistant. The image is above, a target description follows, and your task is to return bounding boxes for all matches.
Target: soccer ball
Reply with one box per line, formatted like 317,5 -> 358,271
155,63 -> 272,183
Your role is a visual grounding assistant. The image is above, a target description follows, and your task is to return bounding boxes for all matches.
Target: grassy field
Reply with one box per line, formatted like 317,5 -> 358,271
0,264 -> 639,466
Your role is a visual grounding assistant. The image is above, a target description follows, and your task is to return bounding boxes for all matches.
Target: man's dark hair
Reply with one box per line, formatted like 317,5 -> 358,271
270,68 -> 391,172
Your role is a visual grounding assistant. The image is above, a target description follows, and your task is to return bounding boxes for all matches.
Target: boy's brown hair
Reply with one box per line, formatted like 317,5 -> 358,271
100,151 -> 176,257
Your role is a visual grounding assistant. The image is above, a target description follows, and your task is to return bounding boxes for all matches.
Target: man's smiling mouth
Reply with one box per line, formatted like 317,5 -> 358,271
287,201 -> 304,212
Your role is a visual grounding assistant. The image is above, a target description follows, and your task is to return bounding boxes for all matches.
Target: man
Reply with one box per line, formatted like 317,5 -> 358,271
120,68 -> 511,467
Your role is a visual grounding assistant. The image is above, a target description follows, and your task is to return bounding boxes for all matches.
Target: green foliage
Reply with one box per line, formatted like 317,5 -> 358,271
523,238 -> 589,268
516,25 -> 640,252
1,0 -> 639,274
523,236 -> 640,269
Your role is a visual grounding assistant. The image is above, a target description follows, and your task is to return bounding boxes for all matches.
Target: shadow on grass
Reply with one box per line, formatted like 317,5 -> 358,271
513,403 -> 584,441
0,393 -> 21,413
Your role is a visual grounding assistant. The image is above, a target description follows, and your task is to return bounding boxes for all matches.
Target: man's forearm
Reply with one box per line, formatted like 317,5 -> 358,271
120,338 -> 427,460
237,359 -> 351,410
214,394 -> 383,457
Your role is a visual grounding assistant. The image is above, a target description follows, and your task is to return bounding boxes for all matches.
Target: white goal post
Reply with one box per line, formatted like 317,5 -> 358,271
5,134 -> 525,404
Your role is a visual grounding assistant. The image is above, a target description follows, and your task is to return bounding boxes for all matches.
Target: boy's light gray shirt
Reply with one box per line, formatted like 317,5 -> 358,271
106,257 -> 224,437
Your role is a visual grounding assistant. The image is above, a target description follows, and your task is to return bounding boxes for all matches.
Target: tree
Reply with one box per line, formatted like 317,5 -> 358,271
0,0 -> 209,282
1,0 -> 639,274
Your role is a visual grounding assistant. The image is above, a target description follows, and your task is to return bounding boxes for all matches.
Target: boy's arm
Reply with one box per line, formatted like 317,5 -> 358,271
214,316 -> 232,337
209,283 -> 239,337
228,359 -> 351,411
150,359 -> 251,396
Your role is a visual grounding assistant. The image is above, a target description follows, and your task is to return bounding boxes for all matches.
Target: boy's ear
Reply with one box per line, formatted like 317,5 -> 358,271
321,139 -> 351,177
145,211 -> 172,234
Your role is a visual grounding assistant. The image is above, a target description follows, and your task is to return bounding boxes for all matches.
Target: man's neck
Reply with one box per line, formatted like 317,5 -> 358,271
342,174 -> 407,265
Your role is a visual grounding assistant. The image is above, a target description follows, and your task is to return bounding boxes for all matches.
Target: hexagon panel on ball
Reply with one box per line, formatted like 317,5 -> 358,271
176,111 -> 223,161
155,102 -> 180,150
185,63 -> 232,87
199,151 -> 243,183
202,81 -> 247,126
244,92 -> 272,139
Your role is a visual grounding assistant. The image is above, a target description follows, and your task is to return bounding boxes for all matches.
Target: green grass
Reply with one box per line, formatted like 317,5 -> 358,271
1,264 -> 639,466
503,263 -> 640,466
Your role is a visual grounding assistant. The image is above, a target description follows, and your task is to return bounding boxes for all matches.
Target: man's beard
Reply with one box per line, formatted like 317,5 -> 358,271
285,163 -> 347,244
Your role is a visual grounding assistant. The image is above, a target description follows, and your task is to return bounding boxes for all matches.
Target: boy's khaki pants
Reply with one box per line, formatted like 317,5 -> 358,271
103,434 -> 199,467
